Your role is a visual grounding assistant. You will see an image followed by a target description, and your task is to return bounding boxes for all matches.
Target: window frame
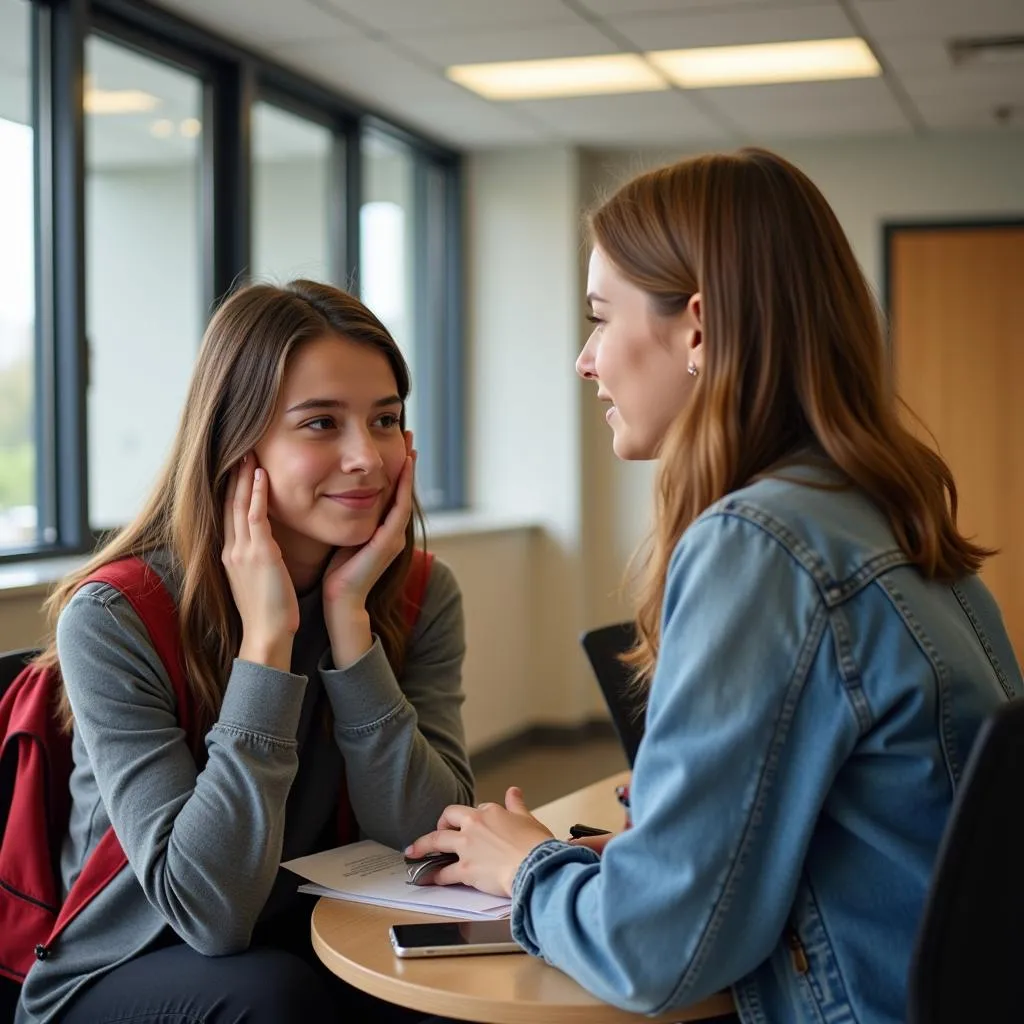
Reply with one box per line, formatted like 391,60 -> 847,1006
3,0 -> 463,565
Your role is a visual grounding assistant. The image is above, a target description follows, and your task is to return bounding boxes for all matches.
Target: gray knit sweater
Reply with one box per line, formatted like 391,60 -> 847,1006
17,553 -> 473,1023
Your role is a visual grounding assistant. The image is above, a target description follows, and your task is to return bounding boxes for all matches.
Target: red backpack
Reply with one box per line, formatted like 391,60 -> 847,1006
0,550 -> 432,988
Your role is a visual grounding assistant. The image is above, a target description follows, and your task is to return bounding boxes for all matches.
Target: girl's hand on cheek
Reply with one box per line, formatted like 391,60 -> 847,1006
403,787 -> 555,898
322,434 -> 416,668
222,456 -> 299,671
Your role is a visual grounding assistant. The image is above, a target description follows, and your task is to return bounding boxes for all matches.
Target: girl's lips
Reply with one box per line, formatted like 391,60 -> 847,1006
326,490 -> 381,510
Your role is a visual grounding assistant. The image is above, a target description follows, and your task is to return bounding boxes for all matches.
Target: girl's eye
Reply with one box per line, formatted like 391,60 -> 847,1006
586,314 -> 604,326
304,416 -> 335,431
374,413 -> 401,430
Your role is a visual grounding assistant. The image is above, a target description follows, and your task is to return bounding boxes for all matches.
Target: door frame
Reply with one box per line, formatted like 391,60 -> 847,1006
882,217 -> 1024,318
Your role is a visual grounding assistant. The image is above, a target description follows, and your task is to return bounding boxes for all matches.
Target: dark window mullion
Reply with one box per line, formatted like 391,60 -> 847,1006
209,60 -> 254,306
344,123 -> 363,295
327,130 -> 348,288
441,156 -> 464,509
50,0 -> 89,550
32,0 -> 57,548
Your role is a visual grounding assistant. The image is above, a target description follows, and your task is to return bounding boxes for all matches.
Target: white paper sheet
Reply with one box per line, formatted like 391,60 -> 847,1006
282,840 -> 511,920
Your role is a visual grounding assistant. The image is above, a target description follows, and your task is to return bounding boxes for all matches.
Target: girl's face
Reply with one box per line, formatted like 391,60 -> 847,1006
576,246 -> 702,461
255,334 -> 409,574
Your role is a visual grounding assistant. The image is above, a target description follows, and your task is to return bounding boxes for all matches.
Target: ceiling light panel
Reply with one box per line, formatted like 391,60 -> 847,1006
446,54 -> 668,100
648,37 -> 880,88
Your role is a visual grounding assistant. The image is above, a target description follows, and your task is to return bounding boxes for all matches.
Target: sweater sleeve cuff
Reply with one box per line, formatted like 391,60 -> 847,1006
318,638 -> 407,730
510,839 -> 599,956
217,658 -> 308,742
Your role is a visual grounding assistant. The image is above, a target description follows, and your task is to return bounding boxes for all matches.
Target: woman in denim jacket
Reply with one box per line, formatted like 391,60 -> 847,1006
407,148 -> 1023,1024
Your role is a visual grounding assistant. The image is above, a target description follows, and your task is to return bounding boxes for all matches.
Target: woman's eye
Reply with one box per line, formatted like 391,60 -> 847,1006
374,413 -> 401,430
586,314 -> 604,326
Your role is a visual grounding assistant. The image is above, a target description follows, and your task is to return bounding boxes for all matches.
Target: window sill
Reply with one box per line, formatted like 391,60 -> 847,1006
0,513 -> 539,598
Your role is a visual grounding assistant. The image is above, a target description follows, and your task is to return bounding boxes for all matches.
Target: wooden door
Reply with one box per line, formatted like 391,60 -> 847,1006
890,224 -> 1024,663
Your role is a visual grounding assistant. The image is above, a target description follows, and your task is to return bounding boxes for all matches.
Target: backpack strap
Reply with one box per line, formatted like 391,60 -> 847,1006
86,559 -> 192,739
46,557 -> 190,945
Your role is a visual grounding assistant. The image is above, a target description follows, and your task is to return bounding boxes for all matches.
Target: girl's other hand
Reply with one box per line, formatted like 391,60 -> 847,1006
322,437 -> 416,667
222,455 -> 299,671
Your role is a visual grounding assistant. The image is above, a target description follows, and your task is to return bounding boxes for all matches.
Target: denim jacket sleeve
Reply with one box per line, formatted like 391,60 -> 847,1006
511,511 -> 863,1014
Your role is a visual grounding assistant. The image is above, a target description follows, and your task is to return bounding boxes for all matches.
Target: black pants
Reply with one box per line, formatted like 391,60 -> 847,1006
60,899 -> 432,1024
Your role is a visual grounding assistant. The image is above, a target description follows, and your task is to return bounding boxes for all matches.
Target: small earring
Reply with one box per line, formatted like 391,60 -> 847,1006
687,362 -> 699,377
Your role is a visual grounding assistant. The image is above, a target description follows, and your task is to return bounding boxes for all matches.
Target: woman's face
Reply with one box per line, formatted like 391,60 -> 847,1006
255,334 -> 409,572
577,246 -> 701,460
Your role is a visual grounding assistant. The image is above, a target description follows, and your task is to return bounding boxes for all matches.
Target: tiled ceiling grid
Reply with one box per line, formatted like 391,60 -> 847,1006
154,0 -> 1024,147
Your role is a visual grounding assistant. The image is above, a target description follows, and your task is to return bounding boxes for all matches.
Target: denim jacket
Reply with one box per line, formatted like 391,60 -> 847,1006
511,466 -> 1022,1023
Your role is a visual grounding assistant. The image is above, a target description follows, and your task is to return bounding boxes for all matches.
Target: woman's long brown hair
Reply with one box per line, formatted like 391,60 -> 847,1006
589,148 -> 992,683
39,280 -> 424,733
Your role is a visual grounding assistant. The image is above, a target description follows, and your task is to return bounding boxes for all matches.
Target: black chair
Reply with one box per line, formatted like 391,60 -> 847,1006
580,622 -> 645,767
1,647 -> 41,1022
907,697 -> 1024,1024
0,647 -> 37,696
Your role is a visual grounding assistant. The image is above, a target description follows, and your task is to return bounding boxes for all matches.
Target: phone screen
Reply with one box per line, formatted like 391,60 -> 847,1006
391,920 -> 514,948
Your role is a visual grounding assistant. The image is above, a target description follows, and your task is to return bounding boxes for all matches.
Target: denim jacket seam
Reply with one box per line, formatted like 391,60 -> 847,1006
827,608 -> 873,734
951,582 -> 1016,700
716,503 -> 909,606
663,601 -> 830,1008
878,575 -> 960,784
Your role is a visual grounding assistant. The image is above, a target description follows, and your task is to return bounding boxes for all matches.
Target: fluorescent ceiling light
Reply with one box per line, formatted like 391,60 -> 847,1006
446,54 -> 667,100
84,88 -> 161,114
648,37 -> 880,88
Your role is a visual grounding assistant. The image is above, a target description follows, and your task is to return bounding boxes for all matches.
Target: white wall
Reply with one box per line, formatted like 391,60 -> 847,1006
464,146 -> 604,727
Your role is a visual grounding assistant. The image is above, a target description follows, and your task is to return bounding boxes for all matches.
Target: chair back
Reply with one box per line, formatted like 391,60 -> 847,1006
0,648 -> 37,697
907,697 -> 1024,1024
580,622 -> 645,767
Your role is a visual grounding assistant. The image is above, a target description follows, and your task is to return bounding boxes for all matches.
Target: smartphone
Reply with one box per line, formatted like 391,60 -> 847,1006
389,920 -> 521,958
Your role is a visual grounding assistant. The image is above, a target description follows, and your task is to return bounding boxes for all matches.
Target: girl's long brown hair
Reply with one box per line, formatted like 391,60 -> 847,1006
589,148 -> 991,682
40,280 -> 424,733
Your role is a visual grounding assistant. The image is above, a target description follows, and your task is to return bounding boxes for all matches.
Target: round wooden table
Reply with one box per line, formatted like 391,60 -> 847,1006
310,772 -> 736,1024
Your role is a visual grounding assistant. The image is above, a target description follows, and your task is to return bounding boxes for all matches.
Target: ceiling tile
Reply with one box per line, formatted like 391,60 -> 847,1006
704,77 -> 913,137
270,37 -> 551,144
394,22 -> 618,67
912,92 -> 1023,131
901,66 -> 1024,103
851,0 -> 1024,41
606,2 -> 855,51
514,89 -> 733,145
316,0 -> 583,34
151,0 -> 361,46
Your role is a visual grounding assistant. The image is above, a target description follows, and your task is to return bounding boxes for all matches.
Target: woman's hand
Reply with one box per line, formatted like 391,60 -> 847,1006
404,787 -> 555,898
222,455 -> 299,671
569,832 -> 615,855
322,435 -> 416,668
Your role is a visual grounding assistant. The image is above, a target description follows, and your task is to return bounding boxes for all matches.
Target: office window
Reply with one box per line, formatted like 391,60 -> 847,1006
252,101 -> 335,285
361,131 -> 460,509
85,36 -> 203,530
361,130 -> 416,395
0,0 -> 37,550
